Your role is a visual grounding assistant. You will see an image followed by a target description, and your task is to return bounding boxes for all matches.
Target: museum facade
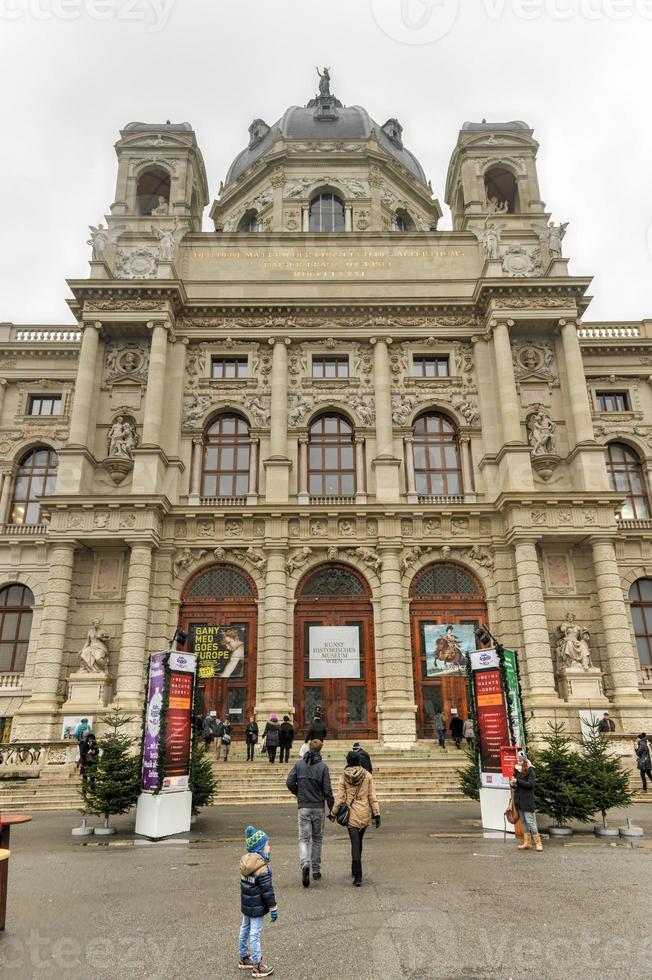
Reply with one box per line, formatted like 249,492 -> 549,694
1,75 -> 652,745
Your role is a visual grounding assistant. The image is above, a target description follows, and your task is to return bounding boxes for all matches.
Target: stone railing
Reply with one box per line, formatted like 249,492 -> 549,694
617,518 -> 652,531
309,495 -> 356,506
0,740 -> 79,768
418,494 -> 465,506
12,328 -> 81,343
640,665 -> 652,685
200,496 -> 248,507
0,524 -> 48,537
0,672 -> 23,690
577,325 -> 641,340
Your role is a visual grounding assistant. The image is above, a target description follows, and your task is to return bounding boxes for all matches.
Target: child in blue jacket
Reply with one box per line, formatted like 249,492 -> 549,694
238,825 -> 278,976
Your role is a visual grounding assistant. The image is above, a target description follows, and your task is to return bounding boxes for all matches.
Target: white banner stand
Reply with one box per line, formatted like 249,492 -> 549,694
480,787 -> 512,833
135,790 -> 192,839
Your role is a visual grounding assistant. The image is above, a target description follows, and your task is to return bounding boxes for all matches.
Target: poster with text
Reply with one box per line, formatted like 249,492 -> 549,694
470,648 -> 511,788
163,655 -> 196,792
309,626 -> 360,679
424,623 -> 475,676
193,624 -> 246,680
141,652 -> 167,792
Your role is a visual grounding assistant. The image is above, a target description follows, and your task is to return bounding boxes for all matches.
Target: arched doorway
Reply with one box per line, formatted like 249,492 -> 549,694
294,563 -> 377,741
410,562 -> 487,739
179,564 -> 258,734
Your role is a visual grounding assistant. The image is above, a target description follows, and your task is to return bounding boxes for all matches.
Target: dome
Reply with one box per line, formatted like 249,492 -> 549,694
225,88 -> 428,186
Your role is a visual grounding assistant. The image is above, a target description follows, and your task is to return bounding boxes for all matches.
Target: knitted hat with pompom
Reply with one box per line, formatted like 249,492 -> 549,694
245,824 -> 269,854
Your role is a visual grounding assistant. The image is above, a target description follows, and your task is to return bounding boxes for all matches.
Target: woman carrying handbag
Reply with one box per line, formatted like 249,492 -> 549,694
330,751 -> 380,887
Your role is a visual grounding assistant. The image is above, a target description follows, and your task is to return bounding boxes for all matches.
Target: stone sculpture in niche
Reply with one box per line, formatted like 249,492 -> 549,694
555,614 -> 593,671
79,620 -> 110,673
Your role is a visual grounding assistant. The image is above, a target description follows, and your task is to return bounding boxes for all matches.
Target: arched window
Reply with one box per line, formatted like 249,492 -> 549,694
413,413 -> 462,496
10,447 -> 58,525
605,442 -> 650,519
484,166 -> 518,213
394,209 -> 413,232
629,578 -> 652,665
309,193 -> 345,232
0,584 -> 34,672
239,209 -> 259,232
201,415 -> 250,498
308,414 -> 355,497
135,167 -> 171,216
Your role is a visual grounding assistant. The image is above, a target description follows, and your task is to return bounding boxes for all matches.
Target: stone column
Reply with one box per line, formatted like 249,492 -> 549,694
559,319 -> 595,446
68,321 -> 100,447
460,436 -> 476,499
298,437 -> 309,503
29,543 -> 76,707
247,438 -> 259,504
0,378 -> 7,423
472,333 -> 500,455
264,338 -> 291,503
404,436 -> 417,503
0,465 -> 14,524
513,539 -> 559,700
258,549 -> 291,715
142,320 -> 170,447
592,538 -> 644,700
345,206 -> 353,232
355,436 -> 367,502
302,208 -> 310,232
164,338 -> 187,458
114,543 -> 153,709
490,319 -> 521,444
376,547 -> 417,745
189,437 -> 203,502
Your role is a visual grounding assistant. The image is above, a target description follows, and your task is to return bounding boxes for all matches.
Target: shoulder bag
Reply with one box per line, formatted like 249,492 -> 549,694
504,788 -> 518,825
336,779 -> 363,827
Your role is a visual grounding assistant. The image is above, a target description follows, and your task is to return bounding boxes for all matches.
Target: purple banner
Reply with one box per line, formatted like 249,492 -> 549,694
141,652 -> 167,792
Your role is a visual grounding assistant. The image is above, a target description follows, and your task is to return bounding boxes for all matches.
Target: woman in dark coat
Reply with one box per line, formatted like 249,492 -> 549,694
635,733 -> 652,792
510,749 -> 543,852
245,716 -> 259,763
262,715 -> 281,764
279,715 -> 295,764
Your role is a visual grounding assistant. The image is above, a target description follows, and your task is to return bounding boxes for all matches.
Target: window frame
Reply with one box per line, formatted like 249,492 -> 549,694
595,390 -> 631,413
210,356 -> 249,380
9,447 -> 58,526
311,355 -> 350,380
308,414 -> 356,498
201,414 -> 251,499
605,442 -> 650,520
309,193 -> 346,233
630,578 -> 652,666
412,413 -> 462,497
28,394 -> 63,416
0,583 -> 34,673
412,355 -> 450,379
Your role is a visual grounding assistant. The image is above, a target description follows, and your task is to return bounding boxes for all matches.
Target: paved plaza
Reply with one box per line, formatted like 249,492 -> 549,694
1,801 -> 651,979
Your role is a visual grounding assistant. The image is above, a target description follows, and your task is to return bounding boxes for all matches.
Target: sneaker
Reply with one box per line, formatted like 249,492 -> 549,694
239,956 -> 254,970
302,865 -> 310,888
353,879 -> 362,887
252,963 -> 274,978
312,870 -> 321,880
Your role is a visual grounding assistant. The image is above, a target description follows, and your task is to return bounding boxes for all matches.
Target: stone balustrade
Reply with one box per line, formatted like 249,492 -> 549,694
0,524 -> 47,537
577,325 -> 641,340
12,328 -> 81,343
0,740 -> 79,767
0,672 -> 23,690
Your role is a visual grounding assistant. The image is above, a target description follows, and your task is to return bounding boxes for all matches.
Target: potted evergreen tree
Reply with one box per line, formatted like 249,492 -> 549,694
189,740 -> 218,817
533,722 -> 594,836
581,719 -> 633,836
457,742 -> 480,802
81,710 -> 141,835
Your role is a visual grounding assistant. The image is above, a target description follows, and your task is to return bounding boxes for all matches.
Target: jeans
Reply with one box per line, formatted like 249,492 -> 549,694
222,741 -> 230,762
280,745 -> 291,763
348,826 -> 367,881
518,808 -> 539,835
640,768 -> 652,790
246,740 -> 256,762
267,746 -> 278,764
238,914 -> 264,964
298,807 -> 325,871
437,728 -> 446,748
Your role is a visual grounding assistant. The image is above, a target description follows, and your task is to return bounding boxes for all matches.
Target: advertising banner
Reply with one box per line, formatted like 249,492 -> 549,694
141,652 -> 167,792
470,648 -> 511,788
309,626 -> 360,679
163,658 -> 196,792
423,623 -> 476,676
500,745 -> 522,778
502,649 -> 525,747
193,624 -> 246,680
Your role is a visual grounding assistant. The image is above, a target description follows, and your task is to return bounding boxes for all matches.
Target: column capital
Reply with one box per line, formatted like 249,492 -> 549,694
268,336 -> 292,347
80,319 -> 102,333
354,434 -> 366,445
555,317 -> 581,335
370,336 -> 393,347
488,318 -> 514,331
403,435 -> 413,444
298,435 -> 309,445
471,333 -> 490,345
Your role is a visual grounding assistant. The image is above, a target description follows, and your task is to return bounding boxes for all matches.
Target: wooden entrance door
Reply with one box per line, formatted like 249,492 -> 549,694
410,563 -> 487,739
179,564 -> 258,736
294,564 -> 377,741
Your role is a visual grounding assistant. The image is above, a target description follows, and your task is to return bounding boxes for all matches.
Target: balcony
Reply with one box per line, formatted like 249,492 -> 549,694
309,495 -> 357,506
0,672 -> 23,690
617,518 -> 652,531
577,325 -> 641,340
417,495 -> 465,506
0,523 -> 48,536
199,496 -> 248,508
12,328 -> 81,343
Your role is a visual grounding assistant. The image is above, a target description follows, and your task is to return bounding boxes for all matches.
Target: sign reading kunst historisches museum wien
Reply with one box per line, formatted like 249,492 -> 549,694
309,626 -> 360,679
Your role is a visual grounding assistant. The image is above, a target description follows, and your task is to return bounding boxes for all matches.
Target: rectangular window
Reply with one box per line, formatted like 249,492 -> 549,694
413,356 -> 449,378
28,395 -> 62,416
312,356 -> 349,379
211,357 -> 248,379
595,391 -> 630,412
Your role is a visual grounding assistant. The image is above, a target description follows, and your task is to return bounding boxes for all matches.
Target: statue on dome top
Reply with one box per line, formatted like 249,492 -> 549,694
316,66 -> 331,97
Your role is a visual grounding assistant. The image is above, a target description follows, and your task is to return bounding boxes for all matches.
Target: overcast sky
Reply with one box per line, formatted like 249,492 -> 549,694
1,0 -> 650,323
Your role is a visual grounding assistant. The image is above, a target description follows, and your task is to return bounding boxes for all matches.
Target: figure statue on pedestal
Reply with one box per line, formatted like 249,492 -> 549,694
555,614 -> 593,671
527,409 -> 556,456
87,224 -> 111,262
316,66 -> 331,97
79,619 -> 110,673
107,416 -> 138,459
473,223 -> 504,261
152,219 -> 182,263
534,221 -> 569,259
151,195 -> 169,216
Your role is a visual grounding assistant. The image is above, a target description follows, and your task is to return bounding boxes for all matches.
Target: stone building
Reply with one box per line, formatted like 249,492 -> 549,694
1,73 -> 652,747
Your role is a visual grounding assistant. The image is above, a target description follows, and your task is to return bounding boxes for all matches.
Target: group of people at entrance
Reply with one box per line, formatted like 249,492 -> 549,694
433,710 -> 473,750
237,738 -> 379,976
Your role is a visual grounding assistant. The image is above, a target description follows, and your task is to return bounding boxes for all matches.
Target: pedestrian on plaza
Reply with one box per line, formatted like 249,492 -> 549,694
450,713 -> 464,749
262,715 -> 281,764
214,715 -> 225,760
433,710 -> 446,750
463,717 -> 474,747
221,717 -> 233,763
598,711 -> 616,734
79,732 -> 99,790
351,741 -> 373,773
286,738 -> 334,887
245,716 -> 259,763
510,749 -> 543,852
305,710 -> 327,744
192,713 -> 203,738
202,711 -> 218,753
238,824 -> 278,977
74,717 -> 91,742
635,733 -> 652,793
330,751 -> 381,887
279,715 -> 295,764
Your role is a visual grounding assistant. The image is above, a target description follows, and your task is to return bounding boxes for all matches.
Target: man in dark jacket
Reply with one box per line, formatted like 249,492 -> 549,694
279,715 -> 294,764
598,712 -> 616,733
450,713 -> 464,749
305,712 -> 327,743
351,741 -> 373,773
286,739 -> 334,887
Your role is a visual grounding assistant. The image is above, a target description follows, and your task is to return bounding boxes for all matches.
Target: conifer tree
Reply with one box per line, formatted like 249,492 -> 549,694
81,710 -> 141,827
581,718 -> 633,828
457,742 -> 480,801
189,740 -> 218,815
533,721 -> 594,828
